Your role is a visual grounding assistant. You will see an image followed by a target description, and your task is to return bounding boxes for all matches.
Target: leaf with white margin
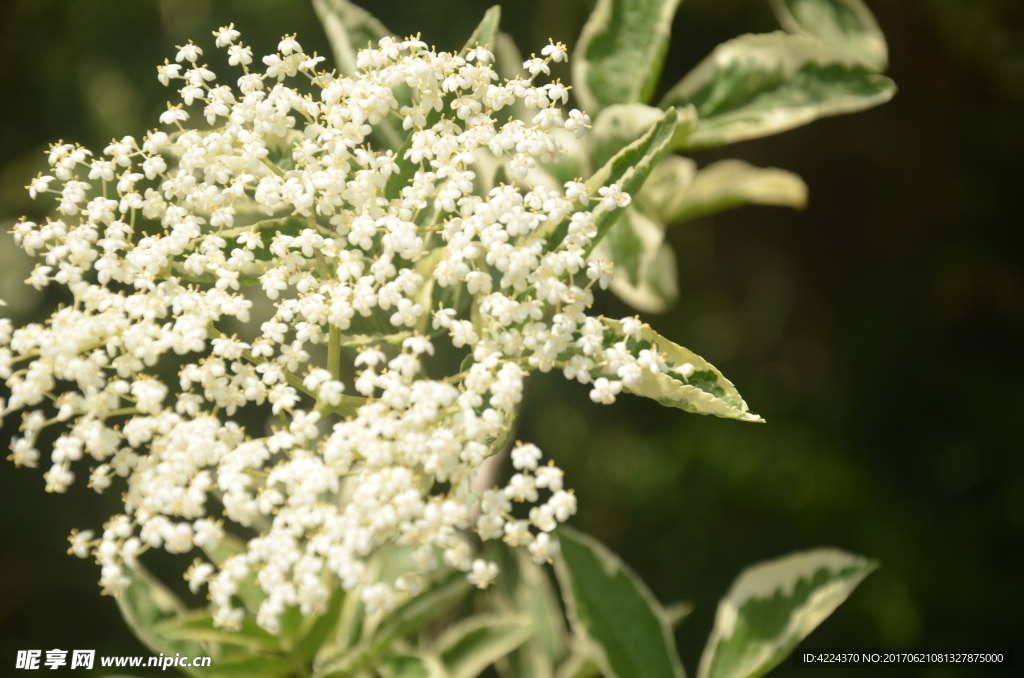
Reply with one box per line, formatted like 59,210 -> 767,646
585,108 -> 680,254
555,647 -> 601,678
314,571 -> 473,678
202,533 -> 267,614
769,0 -> 888,72
697,548 -> 877,678
542,108 -> 680,254
439,614 -> 535,678
592,104 -> 673,170
661,32 -> 896,149
574,0 -> 684,113
459,6 -> 501,59
601,317 -> 763,422
665,600 -> 695,628
116,562 -> 210,677
312,0 -> 392,76
593,207 -> 679,314
492,545 -> 568,678
643,159 -> 808,225
493,32 -> 531,124
593,104 -> 698,169
636,154 -> 697,223
155,608 -> 280,653
312,0 -> 405,150
384,7 -> 506,196
554,527 -> 685,678
378,652 -> 451,678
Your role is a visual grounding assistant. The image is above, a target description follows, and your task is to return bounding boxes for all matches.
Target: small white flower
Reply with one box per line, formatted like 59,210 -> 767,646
528,532 -> 560,564
26,174 -> 54,199
227,43 -> 253,67
466,559 -> 499,589
156,61 -> 181,86
278,34 -> 303,55
175,41 -> 203,64
564,109 -> 591,138
589,377 -> 622,405
598,183 -> 631,210
523,57 -> 550,77
467,46 -> 494,63
213,24 -> 240,48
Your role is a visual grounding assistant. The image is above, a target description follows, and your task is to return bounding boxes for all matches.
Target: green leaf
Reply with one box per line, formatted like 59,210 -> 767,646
379,652 -> 451,678
439,614 -> 535,678
546,107 -> 679,255
312,0 -> 392,76
154,608 -> 280,652
314,571 -> 473,678
298,586 -> 347,661
769,0 -> 888,71
660,32 -> 896,149
665,601 -> 695,629
697,549 -> 877,678
202,533 -> 267,614
311,0 -> 406,149
488,544 -> 565,678
554,528 -> 685,678
592,105 -> 669,170
116,562 -> 209,675
204,653 -> 295,677
374,571 -> 474,648
511,548 -> 567,664
592,105 -> 699,169
594,207 -> 679,314
573,0 -> 684,112
459,6 -> 502,58
636,154 -> 696,221
554,646 -> 601,678
642,159 -> 808,225
601,317 -> 763,422
493,32 -> 531,123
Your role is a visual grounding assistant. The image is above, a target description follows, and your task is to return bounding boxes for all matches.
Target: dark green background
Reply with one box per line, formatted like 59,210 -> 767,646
1,0 -> 1021,676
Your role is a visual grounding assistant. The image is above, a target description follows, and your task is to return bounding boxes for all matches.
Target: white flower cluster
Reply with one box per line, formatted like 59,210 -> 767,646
1,27 -> 693,634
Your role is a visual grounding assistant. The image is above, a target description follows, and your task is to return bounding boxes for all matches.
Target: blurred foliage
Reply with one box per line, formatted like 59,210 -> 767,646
0,0 -> 1021,675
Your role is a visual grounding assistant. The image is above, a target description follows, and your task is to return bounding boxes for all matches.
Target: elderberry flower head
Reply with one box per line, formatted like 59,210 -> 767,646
1,26 -> 695,634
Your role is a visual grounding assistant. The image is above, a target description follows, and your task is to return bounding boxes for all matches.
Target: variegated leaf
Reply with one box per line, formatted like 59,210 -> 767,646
459,6 -> 502,58
643,159 -> 808,224
661,32 -> 895,149
311,0 -> 405,149
601,318 -> 763,422
116,562 -> 210,677
438,614 -> 535,678
378,652 -> 451,678
698,549 -> 877,678
542,108 -> 680,254
594,207 -> 678,314
573,0 -> 684,112
636,154 -> 697,220
769,0 -> 888,71
154,608 -> 280,653
554,528 -> 685,678
593,104 -> 699,170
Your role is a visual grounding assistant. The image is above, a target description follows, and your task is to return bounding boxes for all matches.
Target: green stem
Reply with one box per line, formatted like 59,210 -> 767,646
207,325 -> 368,417
260,156 -> 287,178
328,324 -> 341,382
